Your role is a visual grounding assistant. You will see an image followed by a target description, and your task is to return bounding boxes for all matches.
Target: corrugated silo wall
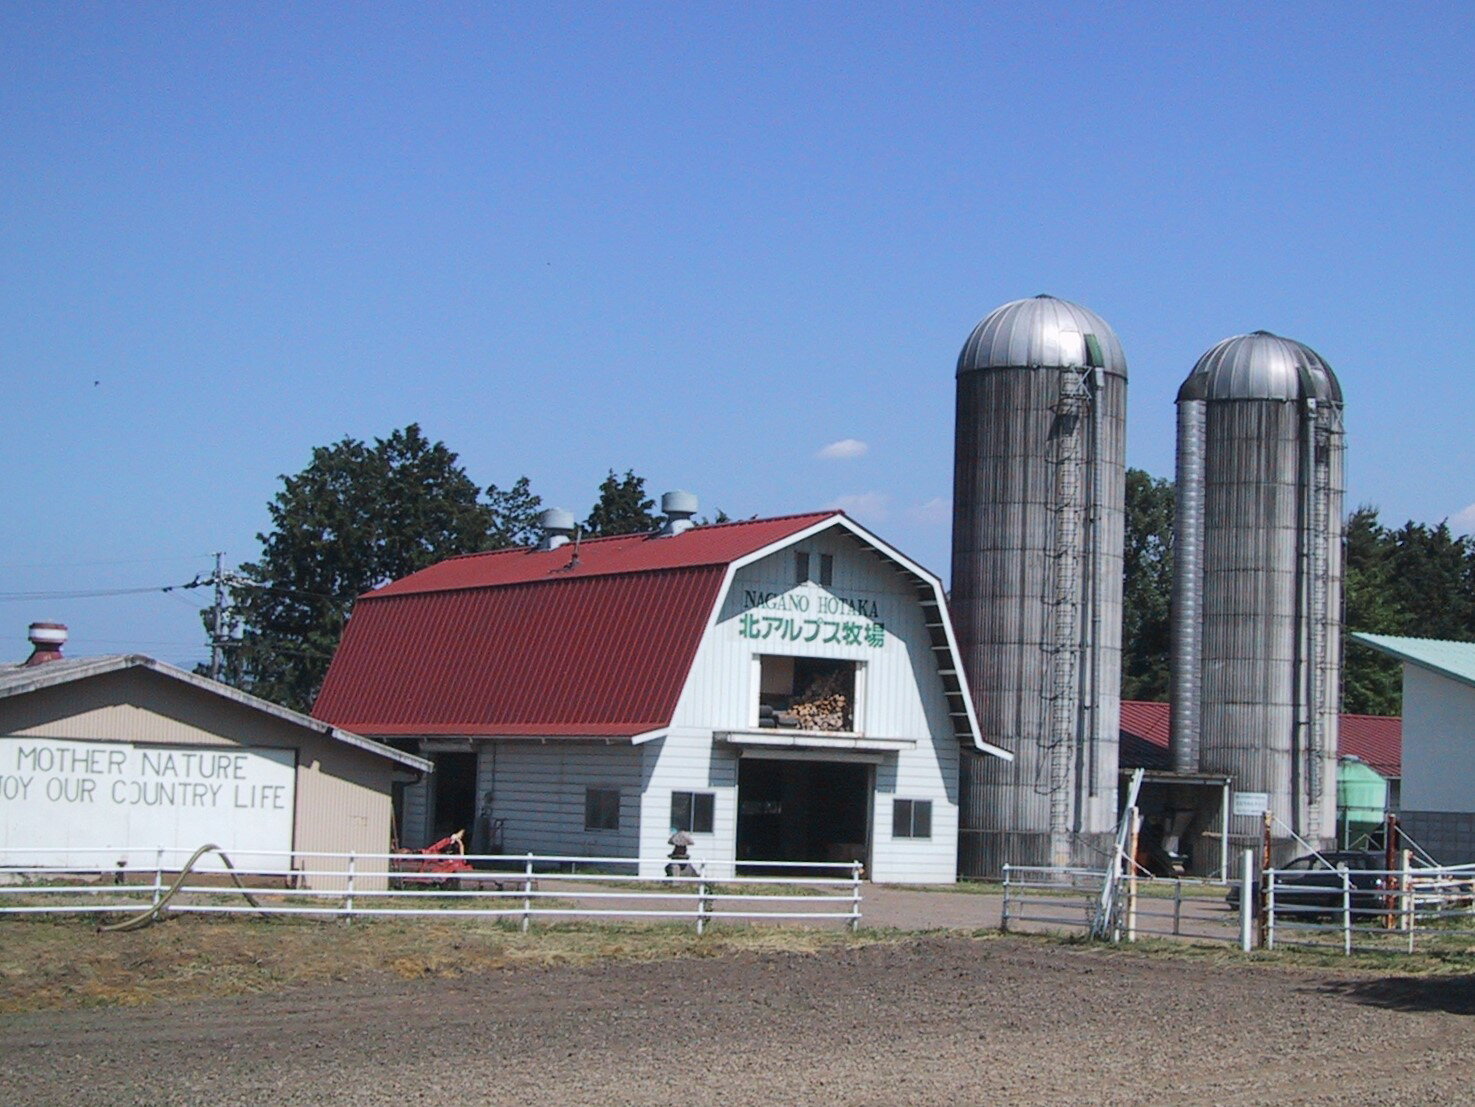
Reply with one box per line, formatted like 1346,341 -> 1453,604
1316,414 -> 1345,845
1196,400 -> 1341,860
953,367 -> 1124,877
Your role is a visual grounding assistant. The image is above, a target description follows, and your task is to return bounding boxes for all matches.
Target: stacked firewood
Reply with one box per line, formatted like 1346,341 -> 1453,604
790,671 -> 850,731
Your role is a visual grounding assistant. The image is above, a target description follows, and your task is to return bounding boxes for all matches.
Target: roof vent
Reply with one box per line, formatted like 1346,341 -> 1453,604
538,508 -> 576,551
24,622 -> 67,667
660,490 -> 699,536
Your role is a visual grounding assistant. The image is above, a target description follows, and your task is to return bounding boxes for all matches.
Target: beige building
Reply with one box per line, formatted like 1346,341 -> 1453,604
0,629 -> 429,888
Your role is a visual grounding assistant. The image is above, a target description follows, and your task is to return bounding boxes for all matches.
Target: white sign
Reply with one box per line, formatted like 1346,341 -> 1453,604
0,736 -> 295,869
1231,791 -> 1270,817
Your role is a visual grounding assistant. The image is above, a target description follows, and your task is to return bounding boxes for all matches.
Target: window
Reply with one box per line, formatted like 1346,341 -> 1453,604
584,787 -> 620,831
756,655 -> 858,731
671,791 -> 715,834
795,551 -> 833,584
893,799 -> 932,839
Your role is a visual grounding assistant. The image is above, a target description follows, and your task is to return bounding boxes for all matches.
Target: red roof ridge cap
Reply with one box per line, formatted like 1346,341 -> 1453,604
424,509 -> 842,564
361,561 -> 731,602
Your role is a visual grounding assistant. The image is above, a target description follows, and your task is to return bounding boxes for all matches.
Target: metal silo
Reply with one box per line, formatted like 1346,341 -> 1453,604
952,295 -> 1127,876
1171,331 -> 1344,859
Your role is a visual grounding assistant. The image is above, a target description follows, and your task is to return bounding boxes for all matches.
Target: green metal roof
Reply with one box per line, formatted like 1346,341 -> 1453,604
1350,633 -> 1475,691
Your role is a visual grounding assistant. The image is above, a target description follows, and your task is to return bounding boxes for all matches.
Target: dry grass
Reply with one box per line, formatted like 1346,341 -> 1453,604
0,914 -> 893,1015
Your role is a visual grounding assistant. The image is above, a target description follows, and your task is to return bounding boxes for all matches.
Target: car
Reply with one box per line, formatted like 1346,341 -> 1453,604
1226,851 -> 1392,918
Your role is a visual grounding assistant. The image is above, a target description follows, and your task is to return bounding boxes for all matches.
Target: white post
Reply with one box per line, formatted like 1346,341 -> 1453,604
1339,863 -> 1352,955
152,847 -> 164,909
696,875 -> 708,936
1402,848 -> 1414,952
521,852 -> 533,934
1001,864 -> 1012,934
1220,782 -> 1231,883
1265,869 -> 1276,951
1125,808 -> 1140,943
345,851 -> 356,919
849,860 -> 862,933
1239,848 -> 1255,952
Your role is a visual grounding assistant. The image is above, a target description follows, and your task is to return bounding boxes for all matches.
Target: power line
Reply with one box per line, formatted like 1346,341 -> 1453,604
0,585 -> 191,602
0,551 -> 219,571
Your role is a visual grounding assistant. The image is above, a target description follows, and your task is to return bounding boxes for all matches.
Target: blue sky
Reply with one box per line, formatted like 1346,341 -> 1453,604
3,2 -> 1472,668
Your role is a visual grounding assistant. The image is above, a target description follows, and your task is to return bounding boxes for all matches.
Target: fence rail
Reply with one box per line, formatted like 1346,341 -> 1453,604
0,847 -> 864,933
1263,860 -> 1475,954
1001,865 -> 1239,945
1004,854 -> 1475,955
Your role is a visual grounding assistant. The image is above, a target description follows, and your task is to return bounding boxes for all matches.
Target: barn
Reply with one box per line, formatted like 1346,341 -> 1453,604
0,625 -> 430,887
1351,633 -> 1475,862
313,506 -> 1010,883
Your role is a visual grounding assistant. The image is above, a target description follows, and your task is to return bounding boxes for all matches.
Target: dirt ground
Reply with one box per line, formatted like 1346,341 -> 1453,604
4,934 -> 1473,1106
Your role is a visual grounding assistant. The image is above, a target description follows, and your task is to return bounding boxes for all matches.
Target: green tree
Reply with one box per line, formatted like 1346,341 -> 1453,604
1385,520 -> 1475,639
217,425 -> 495,711
1341,506 -> 1403,715
1120,468 -> 1175,701
584,469 -> 657,536
486,476 -> 544,548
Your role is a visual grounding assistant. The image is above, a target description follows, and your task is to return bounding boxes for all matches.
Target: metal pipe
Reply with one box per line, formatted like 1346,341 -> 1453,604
1088,366 -> 1104,798
1169,398 -> 1206,774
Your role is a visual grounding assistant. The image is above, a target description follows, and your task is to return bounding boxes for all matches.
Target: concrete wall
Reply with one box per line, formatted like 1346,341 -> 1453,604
1398,811 -> 1475,866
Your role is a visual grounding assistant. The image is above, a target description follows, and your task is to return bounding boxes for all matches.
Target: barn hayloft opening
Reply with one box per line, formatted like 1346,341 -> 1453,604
736,757 -> 871,872
756,655 -> 857,731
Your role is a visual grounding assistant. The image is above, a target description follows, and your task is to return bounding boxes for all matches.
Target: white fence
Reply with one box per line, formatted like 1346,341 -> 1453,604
1263,860 -> 1475,954
1001,865 -> 1241,945
1003,855 -> 1475,955
0,847 -> 863,933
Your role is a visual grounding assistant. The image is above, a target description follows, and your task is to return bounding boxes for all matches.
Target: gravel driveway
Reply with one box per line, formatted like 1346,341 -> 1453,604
4,935 -> 1472,1106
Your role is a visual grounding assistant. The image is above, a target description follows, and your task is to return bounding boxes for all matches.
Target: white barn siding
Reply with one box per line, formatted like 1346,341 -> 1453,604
1401,666 -> 1475,814
636,732 -> 739,877
656,528 -> 963,883
479,741 -> 643,860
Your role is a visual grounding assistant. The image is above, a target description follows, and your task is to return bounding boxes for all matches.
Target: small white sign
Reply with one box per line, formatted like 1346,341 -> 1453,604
1232,791 -> 1270,817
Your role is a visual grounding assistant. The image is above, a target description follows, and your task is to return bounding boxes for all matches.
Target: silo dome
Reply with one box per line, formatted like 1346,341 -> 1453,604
1178,330 -> 1340,403
957,294 -> 1128,377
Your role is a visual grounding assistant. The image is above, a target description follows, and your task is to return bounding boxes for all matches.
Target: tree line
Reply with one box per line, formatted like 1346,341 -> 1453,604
211,424 -> 722,711
213,424 -> 1470,719
1122,469 -> 1475,716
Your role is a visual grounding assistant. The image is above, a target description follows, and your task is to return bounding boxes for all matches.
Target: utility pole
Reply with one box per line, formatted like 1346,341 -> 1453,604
210,551 -> 225,681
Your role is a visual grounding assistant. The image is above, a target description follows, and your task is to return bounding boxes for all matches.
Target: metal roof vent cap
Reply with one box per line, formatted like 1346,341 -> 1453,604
24,622 -> 67,666
537,508 -> 576,551
660,490 -> 699,536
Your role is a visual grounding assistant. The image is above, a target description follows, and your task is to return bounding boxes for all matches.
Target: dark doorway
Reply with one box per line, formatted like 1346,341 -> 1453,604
736,758 -> 871,872
430,751 -> 477,844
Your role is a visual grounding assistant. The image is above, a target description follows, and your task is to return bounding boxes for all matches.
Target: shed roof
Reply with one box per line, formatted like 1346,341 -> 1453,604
1351,633 -> 1475,692
1119,699 -> 1401,779
0,654 -> 431,772
313,513 -> 1007,758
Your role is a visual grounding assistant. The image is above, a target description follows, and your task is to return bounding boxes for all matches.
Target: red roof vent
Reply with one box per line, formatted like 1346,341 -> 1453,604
24,622 -> 67,666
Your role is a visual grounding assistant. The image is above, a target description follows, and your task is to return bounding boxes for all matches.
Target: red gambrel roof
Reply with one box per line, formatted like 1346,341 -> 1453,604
1119,700 -> 1402,778
1338,713 -> 1402,778
312,513 -> 838,738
